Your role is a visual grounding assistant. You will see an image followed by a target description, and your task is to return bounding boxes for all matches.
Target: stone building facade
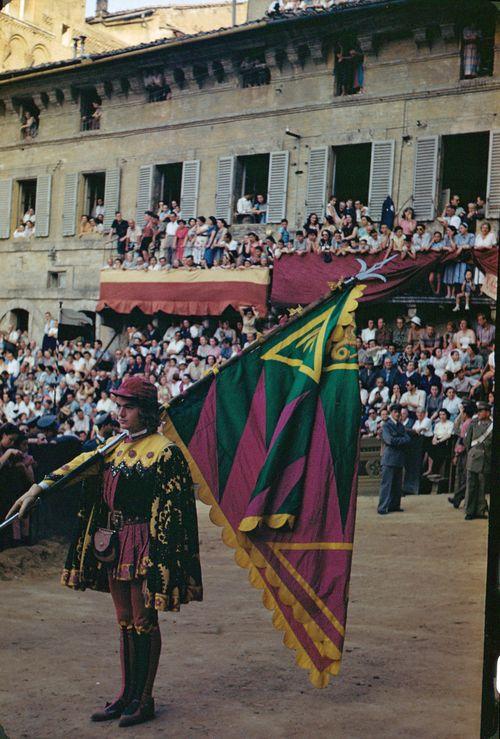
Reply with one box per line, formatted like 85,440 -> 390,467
0,0 -> 498,340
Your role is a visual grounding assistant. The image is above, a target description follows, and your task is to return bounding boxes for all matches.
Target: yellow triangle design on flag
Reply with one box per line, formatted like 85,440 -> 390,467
261,303 -> 337,384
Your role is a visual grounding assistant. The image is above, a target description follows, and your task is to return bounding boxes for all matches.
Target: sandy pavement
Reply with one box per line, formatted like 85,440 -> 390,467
0,495 -> 487,739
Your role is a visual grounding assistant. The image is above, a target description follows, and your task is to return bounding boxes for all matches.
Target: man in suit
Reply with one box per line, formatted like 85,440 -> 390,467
376,356 -> 399,390
464,401 -> 492,520
377,404 -> 412,515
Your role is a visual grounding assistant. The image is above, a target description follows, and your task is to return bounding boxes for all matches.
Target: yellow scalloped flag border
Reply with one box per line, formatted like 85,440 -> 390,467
161,284 -> 365,688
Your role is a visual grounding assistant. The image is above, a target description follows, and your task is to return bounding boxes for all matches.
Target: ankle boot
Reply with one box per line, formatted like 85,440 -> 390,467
91,626 -> 135,722
118,627 -> 161,727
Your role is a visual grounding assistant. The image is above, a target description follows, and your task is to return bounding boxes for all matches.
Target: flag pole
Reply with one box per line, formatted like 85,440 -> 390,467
162,277 -> 356,415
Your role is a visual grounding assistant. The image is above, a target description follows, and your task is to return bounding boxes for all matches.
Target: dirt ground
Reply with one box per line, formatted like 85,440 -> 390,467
0,495 -> 487,739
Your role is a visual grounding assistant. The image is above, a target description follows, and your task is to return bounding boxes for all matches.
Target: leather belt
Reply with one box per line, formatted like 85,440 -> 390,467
109,510 -> 148,531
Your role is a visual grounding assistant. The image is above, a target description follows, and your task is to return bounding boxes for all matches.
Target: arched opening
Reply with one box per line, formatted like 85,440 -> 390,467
12,308 -> 29,332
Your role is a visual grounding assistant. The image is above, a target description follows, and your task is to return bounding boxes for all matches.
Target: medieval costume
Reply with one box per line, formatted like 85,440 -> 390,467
37,376 -> 202,726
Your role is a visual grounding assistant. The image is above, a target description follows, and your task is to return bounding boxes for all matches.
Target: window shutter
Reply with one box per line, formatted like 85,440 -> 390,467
305,146 -> 329,218
0,178 -> 13,239
180,160 -> 200,220
486,130 -> 500,218
103,168 -> 121,229
34,174 -> 52,237
412,136 -> 440,220
135,165 -> 153,227
62,172 -> 79,236
215,156 -> 235,222
368,140 -> 395,219
267,150 -> 289,223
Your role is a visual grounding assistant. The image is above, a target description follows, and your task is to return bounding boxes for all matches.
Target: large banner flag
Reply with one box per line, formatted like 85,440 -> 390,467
162,284 -> 364,687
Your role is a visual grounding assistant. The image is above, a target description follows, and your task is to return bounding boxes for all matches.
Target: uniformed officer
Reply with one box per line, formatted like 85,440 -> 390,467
378,403 -> 412,515
464,401 -> 492,520
82,412 -> 120,452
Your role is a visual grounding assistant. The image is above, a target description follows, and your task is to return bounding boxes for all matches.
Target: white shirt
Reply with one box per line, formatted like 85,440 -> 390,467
96,397 -> 117,413
474,232 -> 496,248
361,327 -> 376,344
401,388 -> 426,411
413,416 -> 433,437
430,355 -> 448,378
443,395 -> 461,418
237,197 -> 253,215
6,358 -> 20,376
368,386 -> 389,405
166,221 -> 179,237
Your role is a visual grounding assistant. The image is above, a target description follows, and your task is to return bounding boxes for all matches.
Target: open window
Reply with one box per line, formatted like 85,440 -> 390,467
152,163 -> 183,209
440,132 -> 489,209
15,97 -> 39,141
333,37 -> 364,96
82,172 -> 106,218
143,68 -> 172,103
16,178 -> 37,224
332,144 -> 371,204
80,87 -> 102,131
238,54 -> 270,88
460,15 -> 495,80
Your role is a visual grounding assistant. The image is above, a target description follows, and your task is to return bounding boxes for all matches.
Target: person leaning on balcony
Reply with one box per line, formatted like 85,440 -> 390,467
13,222 -> 27,239
78,215 -> 93,238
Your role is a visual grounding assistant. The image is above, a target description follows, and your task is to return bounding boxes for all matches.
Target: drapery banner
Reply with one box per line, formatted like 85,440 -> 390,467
162,285 -> 364,687
97,268 -> 270,316
271,249 -> 498,305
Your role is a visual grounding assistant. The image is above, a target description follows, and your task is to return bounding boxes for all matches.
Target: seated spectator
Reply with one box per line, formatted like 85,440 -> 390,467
412,223 -> 431,252
453,268 -> 475,311
23,221 -> 35,239
401,379 -> 426,417
453,319 -> 476,349
442,386 -> 461,421
368,377 -> 389,410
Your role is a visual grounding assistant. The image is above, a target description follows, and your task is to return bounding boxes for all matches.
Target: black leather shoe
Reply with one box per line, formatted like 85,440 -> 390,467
91,699 -> 126,722
118,697 -> 155,727
464,515 -> 474,520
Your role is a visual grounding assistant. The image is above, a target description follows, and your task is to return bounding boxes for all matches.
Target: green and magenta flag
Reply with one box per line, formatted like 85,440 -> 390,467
162,284 -> 364,687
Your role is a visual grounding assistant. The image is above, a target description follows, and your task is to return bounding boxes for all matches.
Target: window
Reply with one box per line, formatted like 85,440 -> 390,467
82,172 -> 105,218
17,179 -> 37,222
80,88 -> 102,131
152,163 -> 183,209
11,308 -> 29,332
47,271 -> 66,289
237,154 -> 270,200
440,132 -> 489,208
332,144 -> 371,204
143,69 -> 172,103
460,18 -> 495,80
334,38 -> 364,96
238,55 -> 270,88
16,97 -> 39,140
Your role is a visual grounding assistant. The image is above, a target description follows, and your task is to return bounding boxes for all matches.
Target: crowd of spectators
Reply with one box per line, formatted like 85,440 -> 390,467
91,193 -> 497,305
0,298 -> 494,548
358,311 -> 495,504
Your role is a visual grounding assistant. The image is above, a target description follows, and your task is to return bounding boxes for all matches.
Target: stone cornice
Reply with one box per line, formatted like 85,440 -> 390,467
0,77 -> 498,155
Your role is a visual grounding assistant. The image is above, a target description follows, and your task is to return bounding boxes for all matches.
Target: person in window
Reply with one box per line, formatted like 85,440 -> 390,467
462,25 -> 482,78
13,222 -> 27,239
236,193 -> 254,223
23,207 -> 36,225
303,212 -> 322,236
89,100 -> 102,130
92,198 -> 105,220
395,207 -> 417,238
20,111 -> 38,140
23,220 -> 35,239
78,215 -> 92,238
252,194 -> 267,224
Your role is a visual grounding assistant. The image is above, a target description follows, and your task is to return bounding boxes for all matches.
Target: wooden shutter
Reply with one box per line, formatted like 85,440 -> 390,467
135,165 -> 153,227
486,130 -> 500,218
34,174 -> 52,237
267,151 -> 289,223
0,178 -> 13,239
103,168 -> 121,229
368,140 -> 395,219
62,172 -> 79,236
412,136 -> 440,220
215,156 -> 235,222
305,146 -> 328,218
180,160 -> 200,220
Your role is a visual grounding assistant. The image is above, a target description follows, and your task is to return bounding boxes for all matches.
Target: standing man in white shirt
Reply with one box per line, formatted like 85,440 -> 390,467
236,193 -> 254,223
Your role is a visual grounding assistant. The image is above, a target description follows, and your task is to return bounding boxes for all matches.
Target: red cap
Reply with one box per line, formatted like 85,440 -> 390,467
111,376 -> 158,405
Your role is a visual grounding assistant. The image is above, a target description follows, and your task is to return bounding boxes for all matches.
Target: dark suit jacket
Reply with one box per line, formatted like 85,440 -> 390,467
381,418 -> 411,466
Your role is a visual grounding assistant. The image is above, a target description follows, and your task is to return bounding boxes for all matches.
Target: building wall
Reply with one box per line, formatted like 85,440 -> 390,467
0,5 -> 498,337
